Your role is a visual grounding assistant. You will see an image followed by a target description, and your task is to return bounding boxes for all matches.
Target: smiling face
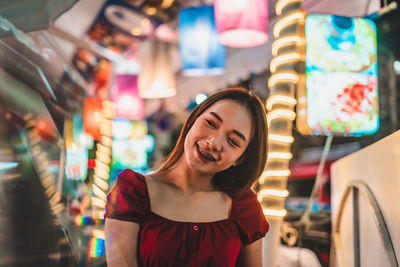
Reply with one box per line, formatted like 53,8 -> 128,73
183,99 -> 252,176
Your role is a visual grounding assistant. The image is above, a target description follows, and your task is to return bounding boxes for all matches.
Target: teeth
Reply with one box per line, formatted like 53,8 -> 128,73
198,145 -> 215,161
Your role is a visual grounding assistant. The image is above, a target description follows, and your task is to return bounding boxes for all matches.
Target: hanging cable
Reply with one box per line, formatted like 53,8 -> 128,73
300,134 -> 333,232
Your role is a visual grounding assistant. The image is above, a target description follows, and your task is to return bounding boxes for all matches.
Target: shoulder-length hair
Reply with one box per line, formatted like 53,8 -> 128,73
157,87 -> 268,198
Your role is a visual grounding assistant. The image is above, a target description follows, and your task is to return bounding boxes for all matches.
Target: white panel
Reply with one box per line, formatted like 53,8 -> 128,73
331,130 -> 400,266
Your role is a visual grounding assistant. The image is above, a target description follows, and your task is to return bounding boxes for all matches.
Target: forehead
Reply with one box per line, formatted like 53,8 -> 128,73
202,99 -> 252,139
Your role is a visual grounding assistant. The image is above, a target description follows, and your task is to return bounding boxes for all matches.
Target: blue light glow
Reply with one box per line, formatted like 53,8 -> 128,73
179,5 -> 225,76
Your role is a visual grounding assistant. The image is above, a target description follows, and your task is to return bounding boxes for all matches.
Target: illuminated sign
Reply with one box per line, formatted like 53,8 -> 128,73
112,135 -> 154,170
297,14 -> 379,136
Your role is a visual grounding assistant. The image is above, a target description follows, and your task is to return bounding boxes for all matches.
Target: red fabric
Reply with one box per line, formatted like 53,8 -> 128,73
105,169 -> 269,267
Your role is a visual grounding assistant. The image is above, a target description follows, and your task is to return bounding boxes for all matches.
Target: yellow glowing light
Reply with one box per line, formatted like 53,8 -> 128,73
96,152 -> 111,165
131,27 -> 142,36
268,72 -> 299,88
97,210 -> 105,219
268,152 -> 293,160
40,171 -> 53,181
263,208 -> 287,217
94,170 -> 109,181
91,196 -> 107,208
36,153 -> 47,162
45,185 -> 56,198
270,52 -> 302,73
94,176 -> 109,191
141,18 -> 151,26
266,95 -> 297,111
258,189 -> 289,201
267,109 -> 296,125
28,134 -> 41,145
41,175 -> 55,188
51,203 -> 64,214
97,143 -> 111,156
102,100 -> 114,109
94,166 -> 109,178
161,0 -> 174,8
101,109 -> 116,120
268,134 -> 294,144
101,136 -> 113,147
272,35 -> 304,56
276,0 -> 303,15
265,170 -> 291,177
49,191 -> 61,204
145,7 -> 157,15
92,229 -> 105,240
100,123 -> 113,137
93,184 -> 107,200
273,11 -> 305,38
31,145 -> 42,157
259,170 -> 291,184
95,159 -> 110,172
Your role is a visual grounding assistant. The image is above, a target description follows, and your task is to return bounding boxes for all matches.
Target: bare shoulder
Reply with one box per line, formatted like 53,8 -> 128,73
145,171 -> 177,189
144,172 -> 174,198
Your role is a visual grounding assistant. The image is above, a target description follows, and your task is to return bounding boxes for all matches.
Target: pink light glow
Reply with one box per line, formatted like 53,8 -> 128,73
214,0 -> 269,48
112,74 -> 144,120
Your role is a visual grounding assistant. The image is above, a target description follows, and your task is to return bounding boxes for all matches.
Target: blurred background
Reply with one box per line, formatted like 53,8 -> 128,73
0,0 -> 400,266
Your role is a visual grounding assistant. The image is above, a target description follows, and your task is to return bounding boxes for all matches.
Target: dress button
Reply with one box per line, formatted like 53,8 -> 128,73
193,225 -> 199,231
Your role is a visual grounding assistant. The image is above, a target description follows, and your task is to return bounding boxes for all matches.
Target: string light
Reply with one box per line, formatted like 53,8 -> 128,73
92,101 -> 115,218
91,197 -> 107,208
267,109 -> 296,125
94,176 -> 109,191
263,208 -> 287,217
261,0 -> 303,260
266,95 -> 297,111
268,152 -> 293,159
268,134 -> 295,144
24,114 -> 63,215
273,11 -> 305,38
270,52 -> 302,73
259,170 -> 291,184
272,35 -> 304,56
276,0 -> 303,15
258,189 -> 289,201
93,184 -> 107,200
268,71 -> 299,88
265,170 -> 291,176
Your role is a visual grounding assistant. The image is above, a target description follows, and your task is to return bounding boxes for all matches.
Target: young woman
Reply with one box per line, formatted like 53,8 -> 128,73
105,87 -> 269,267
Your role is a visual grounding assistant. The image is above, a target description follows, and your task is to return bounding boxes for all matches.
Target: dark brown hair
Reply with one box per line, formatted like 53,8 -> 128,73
158,87 -> 268,198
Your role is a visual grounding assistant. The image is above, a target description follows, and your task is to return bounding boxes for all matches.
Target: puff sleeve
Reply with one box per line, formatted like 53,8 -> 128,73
232,189 -> 270,245
105,169 -> 149,224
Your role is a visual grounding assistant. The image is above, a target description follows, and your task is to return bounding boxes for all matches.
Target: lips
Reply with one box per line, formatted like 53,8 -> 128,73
196,143 -> 216,162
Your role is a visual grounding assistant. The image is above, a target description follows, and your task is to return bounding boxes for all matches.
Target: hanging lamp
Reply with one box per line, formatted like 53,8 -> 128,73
138,40 -> 177,98
214,0 -> 269,48
112,74 -> 144,120
179,5 -> 225,76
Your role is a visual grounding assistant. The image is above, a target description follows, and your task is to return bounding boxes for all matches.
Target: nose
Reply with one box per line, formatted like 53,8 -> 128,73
207,135 -> 223,152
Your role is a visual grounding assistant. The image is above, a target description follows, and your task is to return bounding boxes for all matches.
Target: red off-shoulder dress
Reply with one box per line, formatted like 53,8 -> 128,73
105,169 -> 269,267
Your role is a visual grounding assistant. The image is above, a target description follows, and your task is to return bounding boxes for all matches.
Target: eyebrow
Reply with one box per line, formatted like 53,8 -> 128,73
209,112 -> 247,142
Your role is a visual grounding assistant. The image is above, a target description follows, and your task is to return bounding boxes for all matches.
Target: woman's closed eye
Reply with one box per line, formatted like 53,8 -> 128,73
228,137 -> 240,148
206,119 -> 217,128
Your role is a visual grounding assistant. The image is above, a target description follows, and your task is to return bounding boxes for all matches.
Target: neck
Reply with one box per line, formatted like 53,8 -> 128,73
159,157 -> 216,195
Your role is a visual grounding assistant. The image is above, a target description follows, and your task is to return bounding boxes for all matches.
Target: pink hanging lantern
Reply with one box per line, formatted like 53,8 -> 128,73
112,74 -> 144,120
214,0 -> 269,48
